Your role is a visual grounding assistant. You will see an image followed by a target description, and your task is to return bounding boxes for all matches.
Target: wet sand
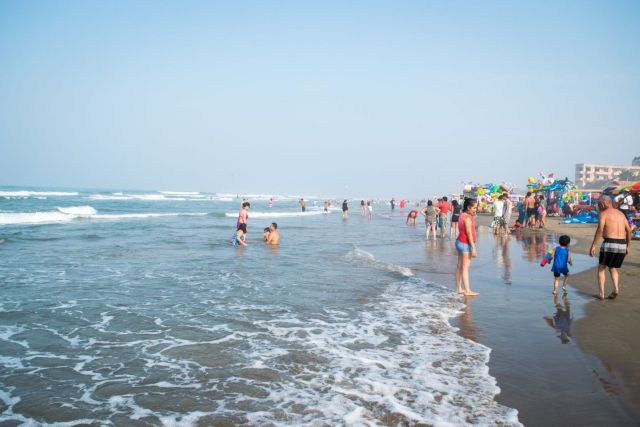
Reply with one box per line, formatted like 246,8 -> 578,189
424,214 -> 640,425
543,216 -> 640,420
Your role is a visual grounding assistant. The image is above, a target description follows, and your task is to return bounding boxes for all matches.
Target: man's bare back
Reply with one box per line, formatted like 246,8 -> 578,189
590,196 -> 631,257
590,196 -> 631,299
600,208 -> 629,239
526,196 -> 535,209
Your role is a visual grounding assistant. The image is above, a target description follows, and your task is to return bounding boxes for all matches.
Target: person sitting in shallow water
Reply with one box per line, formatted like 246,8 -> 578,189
266,222 -> 280,245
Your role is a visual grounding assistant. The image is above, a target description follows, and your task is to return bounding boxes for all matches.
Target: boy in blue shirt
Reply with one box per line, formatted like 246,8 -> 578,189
550,235 -> 573,295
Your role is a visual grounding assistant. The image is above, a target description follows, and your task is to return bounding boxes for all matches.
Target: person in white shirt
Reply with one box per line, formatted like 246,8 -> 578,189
619,191 -> 633,212
502,195 -> 513,233
492,194 -> 505,235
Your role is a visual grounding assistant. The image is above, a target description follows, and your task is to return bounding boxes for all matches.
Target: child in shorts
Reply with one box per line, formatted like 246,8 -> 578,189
550,235 -> 573,295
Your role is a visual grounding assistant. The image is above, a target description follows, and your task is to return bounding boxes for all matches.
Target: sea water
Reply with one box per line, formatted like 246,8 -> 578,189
0,187 -> 521,426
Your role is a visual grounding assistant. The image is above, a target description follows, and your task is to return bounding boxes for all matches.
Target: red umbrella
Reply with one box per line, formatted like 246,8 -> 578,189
628,181 -> 640,193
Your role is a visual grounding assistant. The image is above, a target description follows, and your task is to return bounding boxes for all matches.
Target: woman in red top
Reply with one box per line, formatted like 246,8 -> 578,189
455,198 -> 479,296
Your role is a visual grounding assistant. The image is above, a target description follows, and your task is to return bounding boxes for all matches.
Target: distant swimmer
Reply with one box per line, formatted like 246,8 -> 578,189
406,209 -> 418,225
266,222 -> 280,245
268,198 -> 273,208
237,202 -> 250,230
342,200 -> 349,219
590,195 -> 631,300
324,200 -> 330,212
367,200 -> 373,220
360,200 -> 366,216
233,223 -> 247,247
390,198 -> 395,211
299,198 -> 306,212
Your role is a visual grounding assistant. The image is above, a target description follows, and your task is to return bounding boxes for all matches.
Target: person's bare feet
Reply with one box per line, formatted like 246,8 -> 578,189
464,291 -> 479,296
456,290 -> 465,294
592,294 -> 605,300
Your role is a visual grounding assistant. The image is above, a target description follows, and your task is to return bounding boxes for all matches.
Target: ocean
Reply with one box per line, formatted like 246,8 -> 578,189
0,186 -> 526,425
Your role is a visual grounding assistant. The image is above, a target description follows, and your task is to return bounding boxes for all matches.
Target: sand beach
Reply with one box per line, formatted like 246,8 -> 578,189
544,218 -> 640,419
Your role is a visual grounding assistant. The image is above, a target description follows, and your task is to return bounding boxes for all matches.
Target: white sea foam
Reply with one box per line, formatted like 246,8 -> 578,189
56,206 -> 97,216
234,279 -> 521,426
224,210 -> 328,219
344,247 -> 414,277
88,192 -> 233,202
0,325 -> 27,343
0,190 -> 78,198
50,300 -> 78,310
0,208 -> 208,225
159,191 -> 201,196
88,193 -> 182,201
0,388 -> 20,407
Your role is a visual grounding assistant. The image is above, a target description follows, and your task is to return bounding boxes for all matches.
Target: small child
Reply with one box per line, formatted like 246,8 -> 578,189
550,235 -> 573,295
233,223 -> 247,247
510,219 -> 523,233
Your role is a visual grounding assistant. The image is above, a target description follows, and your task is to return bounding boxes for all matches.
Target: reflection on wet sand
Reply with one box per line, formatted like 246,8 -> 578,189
544,293 -> 572,344
493,235 -> 512,284
458,296 -> 478,343
514,232 -> 562,265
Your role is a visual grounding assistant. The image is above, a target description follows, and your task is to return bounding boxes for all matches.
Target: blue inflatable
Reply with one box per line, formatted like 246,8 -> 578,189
562,211 -> 598,224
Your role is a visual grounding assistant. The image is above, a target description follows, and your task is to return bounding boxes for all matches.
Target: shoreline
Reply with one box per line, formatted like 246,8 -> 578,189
470,213 -> 639,421
412,213 -> 637,424
543,217 -> 640,419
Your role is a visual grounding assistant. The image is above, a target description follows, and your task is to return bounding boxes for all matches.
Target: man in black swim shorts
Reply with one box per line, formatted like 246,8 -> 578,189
590,196 -> 632,300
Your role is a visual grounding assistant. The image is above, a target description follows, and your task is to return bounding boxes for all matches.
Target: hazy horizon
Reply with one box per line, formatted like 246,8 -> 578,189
1,1 -> 639,198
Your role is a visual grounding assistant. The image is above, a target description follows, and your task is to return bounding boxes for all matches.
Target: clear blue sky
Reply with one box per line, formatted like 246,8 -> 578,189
1,1 -> 638,197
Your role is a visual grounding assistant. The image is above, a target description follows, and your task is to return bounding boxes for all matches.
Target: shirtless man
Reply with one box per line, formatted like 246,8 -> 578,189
299,199 -> 306,212
589,196 -> 631,300
524,192 -> 536,228
266,222 -> 280,245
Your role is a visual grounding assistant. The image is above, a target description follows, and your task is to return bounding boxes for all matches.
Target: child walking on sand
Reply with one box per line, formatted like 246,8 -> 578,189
550,235 -> 573,295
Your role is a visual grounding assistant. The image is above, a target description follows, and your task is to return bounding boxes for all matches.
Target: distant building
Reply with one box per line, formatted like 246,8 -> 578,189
575,159 -> 640,187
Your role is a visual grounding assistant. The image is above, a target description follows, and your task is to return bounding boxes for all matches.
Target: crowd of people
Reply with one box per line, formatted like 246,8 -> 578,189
231,190 -> 632,302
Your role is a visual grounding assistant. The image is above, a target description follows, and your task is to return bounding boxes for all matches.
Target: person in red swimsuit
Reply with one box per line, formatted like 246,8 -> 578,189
455,198 -> 479,296
406,209 -> 419,225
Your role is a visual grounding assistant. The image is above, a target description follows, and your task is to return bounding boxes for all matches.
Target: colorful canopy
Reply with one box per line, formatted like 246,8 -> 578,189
604,181 -> 640,195
525,172 -> 574,193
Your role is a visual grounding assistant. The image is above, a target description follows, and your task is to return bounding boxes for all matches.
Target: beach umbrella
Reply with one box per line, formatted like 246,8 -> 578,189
628,181 -> 640,193
602,186 -> 617,195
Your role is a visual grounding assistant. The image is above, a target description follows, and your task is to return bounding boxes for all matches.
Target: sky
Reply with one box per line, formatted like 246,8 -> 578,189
1,1 -> 639,198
